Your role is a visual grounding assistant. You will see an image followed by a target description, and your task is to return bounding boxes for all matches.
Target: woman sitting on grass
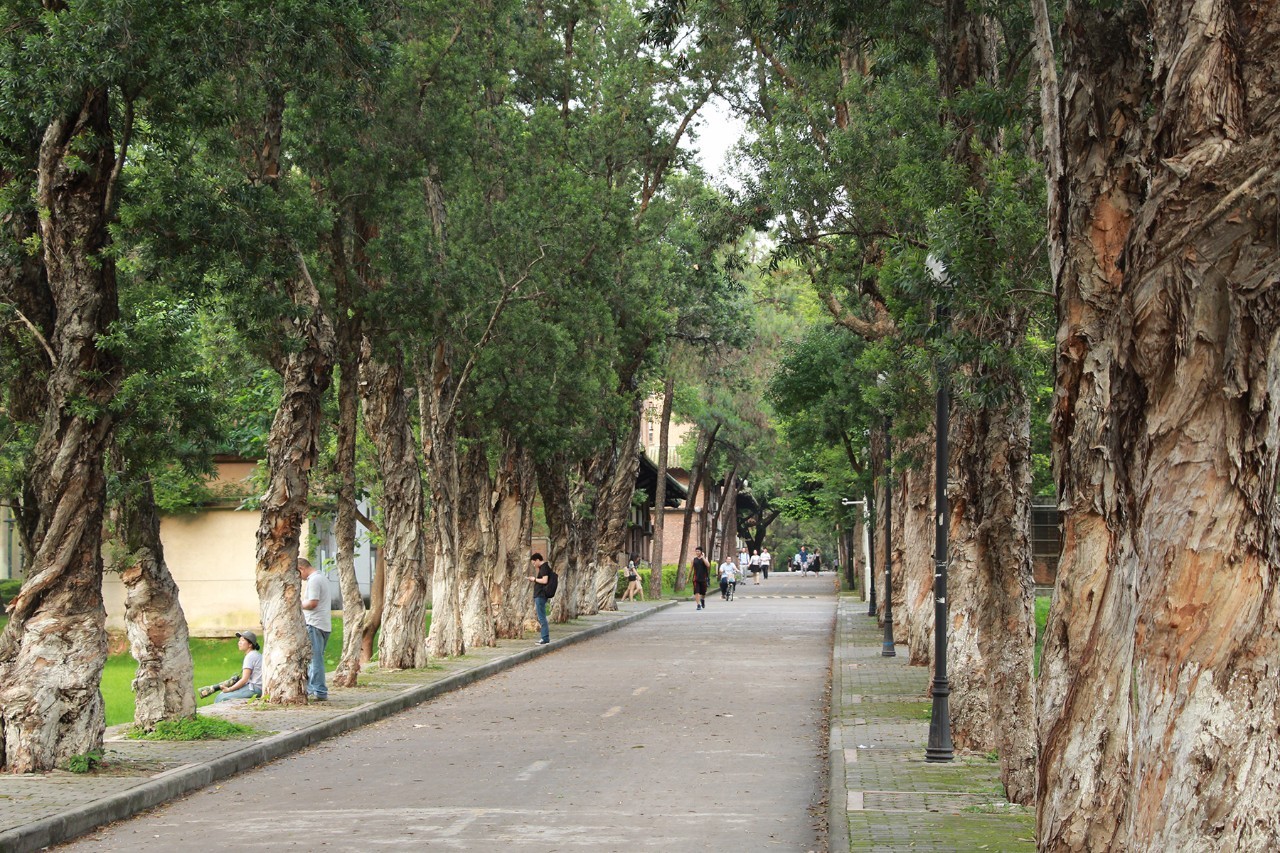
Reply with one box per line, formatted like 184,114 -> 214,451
215,630 -> 264,702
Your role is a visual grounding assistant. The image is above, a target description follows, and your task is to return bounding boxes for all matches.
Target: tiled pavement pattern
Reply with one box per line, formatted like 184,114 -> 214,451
0,600 -> 674,853
831,594 -> 1035,852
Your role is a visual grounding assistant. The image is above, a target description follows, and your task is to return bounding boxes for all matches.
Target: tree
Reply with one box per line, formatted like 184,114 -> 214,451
1035,1 -> 1280,846
0,0 -> 228,772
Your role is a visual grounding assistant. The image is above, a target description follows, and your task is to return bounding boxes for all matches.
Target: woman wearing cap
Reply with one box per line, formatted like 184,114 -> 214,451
215,630 -> 264,702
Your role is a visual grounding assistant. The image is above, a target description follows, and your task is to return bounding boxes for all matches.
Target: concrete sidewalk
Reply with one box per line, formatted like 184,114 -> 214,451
0,600 -> 674,853
829,594 -> 1036,851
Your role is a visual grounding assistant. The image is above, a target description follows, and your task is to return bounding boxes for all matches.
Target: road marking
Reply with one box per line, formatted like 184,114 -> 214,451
632,686 -> 649,696
515,760 -> 550,781
602,705 -> 622,718
439,811 -> 480,837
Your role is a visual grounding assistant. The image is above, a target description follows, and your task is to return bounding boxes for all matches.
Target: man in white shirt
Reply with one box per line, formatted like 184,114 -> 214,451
299,558 -> 332,701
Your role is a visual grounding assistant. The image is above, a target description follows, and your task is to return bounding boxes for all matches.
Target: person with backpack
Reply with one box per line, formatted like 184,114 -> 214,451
527,552 -> 556,645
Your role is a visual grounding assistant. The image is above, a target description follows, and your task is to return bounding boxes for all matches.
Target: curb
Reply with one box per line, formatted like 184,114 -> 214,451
0,600 -> 678,853
828,595 -> 853,853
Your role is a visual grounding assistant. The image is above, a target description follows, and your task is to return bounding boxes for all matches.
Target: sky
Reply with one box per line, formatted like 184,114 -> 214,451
690,96 -> 749,187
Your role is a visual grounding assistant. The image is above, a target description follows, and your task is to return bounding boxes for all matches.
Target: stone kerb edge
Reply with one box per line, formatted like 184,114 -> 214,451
0,599 -> 678,853
828,597 -> 853,853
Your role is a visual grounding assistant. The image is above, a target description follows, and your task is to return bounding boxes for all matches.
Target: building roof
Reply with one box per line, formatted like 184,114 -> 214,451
636,453 -> 688,508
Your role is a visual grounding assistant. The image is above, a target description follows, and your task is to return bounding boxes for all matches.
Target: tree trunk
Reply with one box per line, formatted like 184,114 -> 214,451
676,423 -> 719,590
361,537 -> 387,665
709,465 -> 739,563
0,90 -> 120,772
256,266 -> 335,705
420,346 -> 466,658
592,414 -> 643,610
1038,2 -> 1280,848
330,325 -> 366,688
535,456 -> 597,622
491,436 -> 536,638
458,423 -> 496,649
893,439 -> 934,668
946,396 -> 1036,804
931,0 -> 1038,805
362,344 -> 429,669
648,372 -> 676,597
111,472 -> 197,730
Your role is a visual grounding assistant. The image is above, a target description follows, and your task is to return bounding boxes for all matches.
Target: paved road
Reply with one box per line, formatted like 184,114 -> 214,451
62,575 -> 837,852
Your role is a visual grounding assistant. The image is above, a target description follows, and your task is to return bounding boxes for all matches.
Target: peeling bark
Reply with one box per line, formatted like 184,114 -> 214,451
421,345 -> 466,658
330,317 -> 365,688
890,439 -> 934,669
109,470 -> 197,730
0,90 -> 120,771
458,423 -> 496,649
947,396 -> 1036,804
362,344 -> 429,669
491,437 -> 536,639
1038,2 -> 1280,847
535,456 -> 597,622
592,414 -> 643,610
256,269 -> 335,704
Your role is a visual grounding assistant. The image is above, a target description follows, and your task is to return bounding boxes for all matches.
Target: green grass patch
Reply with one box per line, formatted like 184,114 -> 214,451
127,715 -> 256,741
1,608 -> 433,726
1034,595 -> 1051,676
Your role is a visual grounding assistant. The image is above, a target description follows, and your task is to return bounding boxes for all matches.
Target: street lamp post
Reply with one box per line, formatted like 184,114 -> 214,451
925,261 -> 954,763
881,417 -> 895,657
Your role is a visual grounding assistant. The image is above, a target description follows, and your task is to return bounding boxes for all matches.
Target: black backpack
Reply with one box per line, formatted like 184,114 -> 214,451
544,566 -> 558,599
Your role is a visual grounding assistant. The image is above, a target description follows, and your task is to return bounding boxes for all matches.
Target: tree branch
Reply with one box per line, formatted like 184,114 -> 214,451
2,304 -> 56,364
450,245 -> 547,415
102,95 -> 133,221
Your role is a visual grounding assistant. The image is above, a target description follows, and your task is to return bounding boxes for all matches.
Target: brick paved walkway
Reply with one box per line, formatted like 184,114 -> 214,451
831,594 -> 1036,851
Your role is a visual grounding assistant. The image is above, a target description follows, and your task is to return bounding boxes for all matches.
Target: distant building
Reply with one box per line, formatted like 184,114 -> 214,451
100,456 -> 274,637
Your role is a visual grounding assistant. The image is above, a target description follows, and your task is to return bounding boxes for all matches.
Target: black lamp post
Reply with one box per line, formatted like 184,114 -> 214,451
925,260 -> 954,763
881,416 -> 895,657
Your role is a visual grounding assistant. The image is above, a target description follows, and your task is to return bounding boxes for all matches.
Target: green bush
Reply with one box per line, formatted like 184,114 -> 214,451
0,578 -> 22,602
127,715 -> 255,741
66,749 -> 104,773
615,564 -> 680,598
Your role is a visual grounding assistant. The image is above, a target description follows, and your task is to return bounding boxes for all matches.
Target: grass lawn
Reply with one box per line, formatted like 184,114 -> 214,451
0,612 -> 430,727
1034,595 -> 1051,676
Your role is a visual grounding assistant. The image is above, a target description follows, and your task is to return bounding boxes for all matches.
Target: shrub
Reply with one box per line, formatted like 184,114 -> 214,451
0,578 -> 22,602
615,564 -> 680,597
127,715 -> 256,741
66,749 -> 104,773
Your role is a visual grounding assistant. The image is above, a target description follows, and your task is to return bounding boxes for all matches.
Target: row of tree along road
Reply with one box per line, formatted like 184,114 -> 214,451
2,2 -> 1279,850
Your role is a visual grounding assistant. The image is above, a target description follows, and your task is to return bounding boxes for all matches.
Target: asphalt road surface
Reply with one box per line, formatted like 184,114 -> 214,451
63,574 -> 837,852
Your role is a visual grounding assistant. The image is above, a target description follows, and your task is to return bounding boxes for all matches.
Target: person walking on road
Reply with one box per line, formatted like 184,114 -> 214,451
760,546 -> 772,580
621,554 -> 644,601
749,549 -> 761,583
692,547 -> 711,610
298,558 -> 331,701
528,553 -> 552,644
